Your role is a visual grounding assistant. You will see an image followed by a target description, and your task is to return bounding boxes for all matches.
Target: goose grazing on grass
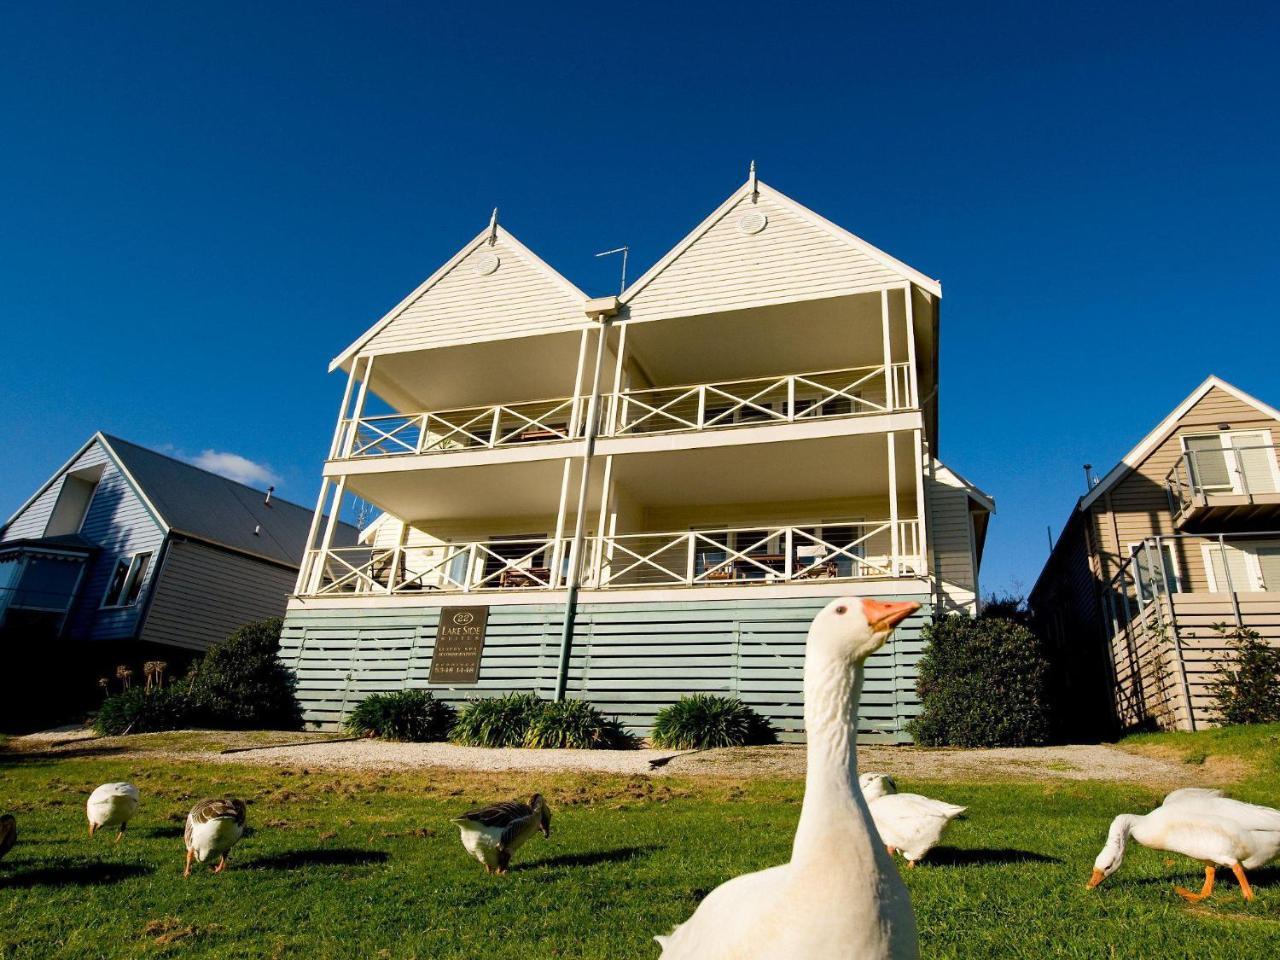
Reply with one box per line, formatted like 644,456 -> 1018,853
183,798 -> 247,877
1087,796 -> 1280,901
0,814 -> 15,862
860,773 -> 897,802
656,597 -> 922,960
87,782 -> 140,841
451,794 -> 551,875
861,775 -> 966,868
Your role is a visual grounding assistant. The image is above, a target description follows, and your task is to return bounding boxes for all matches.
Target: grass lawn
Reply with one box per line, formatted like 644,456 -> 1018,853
1,729 -> 1278,958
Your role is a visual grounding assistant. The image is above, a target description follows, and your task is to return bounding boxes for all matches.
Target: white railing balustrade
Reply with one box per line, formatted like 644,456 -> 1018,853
610,363 -> 915,437
1167,444 -> 1280,519
299,520 -> 923,596
336,397 -> 582,459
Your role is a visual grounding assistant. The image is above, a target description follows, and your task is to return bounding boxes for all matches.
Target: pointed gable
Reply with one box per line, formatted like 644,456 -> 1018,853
332,225 -> 589,370
621,180 -> 940,325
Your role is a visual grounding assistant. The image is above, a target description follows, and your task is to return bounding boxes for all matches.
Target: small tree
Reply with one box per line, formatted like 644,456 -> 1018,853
186,618 -> 303,730
1210,625 -> 1280,725
909,614 -> 1052,747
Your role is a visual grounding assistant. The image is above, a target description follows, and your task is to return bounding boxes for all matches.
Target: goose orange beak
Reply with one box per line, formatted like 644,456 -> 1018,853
861,600 -> 920,633
1086,869 -> 1105,889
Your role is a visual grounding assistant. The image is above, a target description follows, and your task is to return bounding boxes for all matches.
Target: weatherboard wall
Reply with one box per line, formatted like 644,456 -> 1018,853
279,594 -> 931,743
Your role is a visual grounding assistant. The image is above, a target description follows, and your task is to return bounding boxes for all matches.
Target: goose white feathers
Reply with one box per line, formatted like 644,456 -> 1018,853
869,793 -> 966,866
451,794 -> 551,875
1087,796 -> 1280,901
656,597 -> 921,960
183,798 -> 247,876
86,782 -> 140,841
0,814 -> 15,861
859,773 -> 897,802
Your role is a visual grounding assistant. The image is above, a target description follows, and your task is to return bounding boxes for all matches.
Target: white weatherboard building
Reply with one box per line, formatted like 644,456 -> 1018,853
282,175 -> 994,741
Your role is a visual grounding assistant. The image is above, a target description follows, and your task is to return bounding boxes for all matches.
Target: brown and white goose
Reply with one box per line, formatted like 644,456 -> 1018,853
655,598 -> 921,960
0,814 -> 15,861
183,798 -> 247,877
451,794 -> 551,875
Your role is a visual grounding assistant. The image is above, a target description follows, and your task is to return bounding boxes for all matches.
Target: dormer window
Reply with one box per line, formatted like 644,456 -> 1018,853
101,552 -> 152,608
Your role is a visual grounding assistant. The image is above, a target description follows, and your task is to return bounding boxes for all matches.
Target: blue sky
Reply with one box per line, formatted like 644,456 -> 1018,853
2,2 -> 1278,594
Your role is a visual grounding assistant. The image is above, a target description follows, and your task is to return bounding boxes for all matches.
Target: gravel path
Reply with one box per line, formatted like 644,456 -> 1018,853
6,730 -> 1224,787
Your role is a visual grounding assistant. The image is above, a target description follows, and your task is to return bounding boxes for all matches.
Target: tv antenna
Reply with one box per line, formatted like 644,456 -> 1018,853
595,245 -> 629,296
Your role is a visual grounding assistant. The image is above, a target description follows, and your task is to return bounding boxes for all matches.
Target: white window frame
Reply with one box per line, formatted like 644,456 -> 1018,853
1180,429 -> 1280,495
1128,541 -> 1182,601
1201,539 -> 1280,593
100,551 -> 153,609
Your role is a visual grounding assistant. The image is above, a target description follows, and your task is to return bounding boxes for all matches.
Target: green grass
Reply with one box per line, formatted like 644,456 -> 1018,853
1,730 -> 1279,958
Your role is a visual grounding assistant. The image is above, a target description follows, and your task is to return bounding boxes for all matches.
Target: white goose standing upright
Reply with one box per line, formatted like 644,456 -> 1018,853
656,597 -> 921,960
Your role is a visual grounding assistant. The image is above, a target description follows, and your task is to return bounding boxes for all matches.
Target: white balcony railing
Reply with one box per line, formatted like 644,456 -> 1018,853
1166,444 -> 1280,519
329,363 -> 918,460
334,397 -> 581,459
610,363 -> 914,437
298,520 -> 923,597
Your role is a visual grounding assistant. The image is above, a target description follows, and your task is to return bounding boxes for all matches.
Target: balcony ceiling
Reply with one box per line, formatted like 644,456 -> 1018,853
609,432 -> 919,507
623,292 -> 915,388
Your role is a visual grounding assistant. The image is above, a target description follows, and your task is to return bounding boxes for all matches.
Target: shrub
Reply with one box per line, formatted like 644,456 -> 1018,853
345,690 -> 456,742
185,618 -> 303,730
93,686 -> 193,736
523,699 -> 635,750
450,692 -> 545,747
909,614 -> 1052,747
1210,625 -> 1280,725
650,694 -> 776,749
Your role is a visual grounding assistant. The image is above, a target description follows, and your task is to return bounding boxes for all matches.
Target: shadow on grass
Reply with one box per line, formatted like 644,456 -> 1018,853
247,848 -> 389,870
143,826 -> 186,839
522,845 -> 661,870
924,847 -> 1063,867
0,858 -> 152,888
0,745 -> 131,765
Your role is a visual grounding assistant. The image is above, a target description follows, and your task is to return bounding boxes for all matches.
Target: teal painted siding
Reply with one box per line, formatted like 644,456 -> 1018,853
281,594 -> 931,743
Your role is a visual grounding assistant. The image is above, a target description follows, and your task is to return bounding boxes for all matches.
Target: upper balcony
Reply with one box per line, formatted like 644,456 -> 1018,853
1166,442 -> 1280,529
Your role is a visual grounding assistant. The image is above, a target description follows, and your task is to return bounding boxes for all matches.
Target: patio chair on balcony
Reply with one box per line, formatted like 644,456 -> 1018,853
499,565 -> 551,588
794,544 -> 838,579
697,549 -> 734,581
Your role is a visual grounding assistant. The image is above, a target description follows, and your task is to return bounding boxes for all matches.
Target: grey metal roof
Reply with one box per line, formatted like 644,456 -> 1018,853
101,435 -> 357,568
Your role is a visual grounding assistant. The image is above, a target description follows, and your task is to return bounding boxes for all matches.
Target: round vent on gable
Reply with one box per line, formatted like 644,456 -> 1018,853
474,252 -> 501,276
738,210 -> 768,235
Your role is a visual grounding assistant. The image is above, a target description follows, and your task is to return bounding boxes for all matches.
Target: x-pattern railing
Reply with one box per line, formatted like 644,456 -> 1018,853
306,538 -> 559,595
612,363 -> 914,436
339,397 -> 582,459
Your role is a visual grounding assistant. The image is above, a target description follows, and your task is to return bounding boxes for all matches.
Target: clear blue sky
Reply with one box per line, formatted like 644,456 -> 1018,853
2,2 -> 1278,595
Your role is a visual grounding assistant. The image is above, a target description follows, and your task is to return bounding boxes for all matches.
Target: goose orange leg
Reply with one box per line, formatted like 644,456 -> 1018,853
886,845 -> 896,856
88,823 -> 97,838
115,824 -> 126,844
1175,864 -> 1215,902
1231,863 -> 1255,901
183,850 -> 194,878
213,855 -> 228,874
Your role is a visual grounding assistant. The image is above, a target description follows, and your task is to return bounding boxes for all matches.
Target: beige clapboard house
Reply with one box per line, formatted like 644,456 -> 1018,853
1032,376 -> 1280,732
282,174 -> 994,741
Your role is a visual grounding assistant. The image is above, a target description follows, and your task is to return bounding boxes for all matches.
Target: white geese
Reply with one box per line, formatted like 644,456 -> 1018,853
451,794 -> 552,875
860,773 -> 966,867
183,798 -> 247,876
1088,789 -> 1280,901
86,782 -> 140,841
656,597 -> 922,960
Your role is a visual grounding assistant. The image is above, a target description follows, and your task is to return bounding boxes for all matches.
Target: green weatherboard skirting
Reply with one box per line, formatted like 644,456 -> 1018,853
279,594 -> 931,744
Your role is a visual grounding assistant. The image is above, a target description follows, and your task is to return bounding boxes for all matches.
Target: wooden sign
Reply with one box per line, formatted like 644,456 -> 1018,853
428,606 -> 489,684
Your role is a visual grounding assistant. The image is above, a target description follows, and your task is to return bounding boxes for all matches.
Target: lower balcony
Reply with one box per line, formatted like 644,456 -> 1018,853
297,518 -> 923,598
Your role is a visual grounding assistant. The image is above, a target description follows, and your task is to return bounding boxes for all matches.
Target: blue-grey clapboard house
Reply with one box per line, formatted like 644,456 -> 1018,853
0,433 -> 356,720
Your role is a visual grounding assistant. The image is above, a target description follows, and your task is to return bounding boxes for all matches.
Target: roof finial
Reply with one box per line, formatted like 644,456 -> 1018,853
488,207 -> 499,245
748,160 -> 758,202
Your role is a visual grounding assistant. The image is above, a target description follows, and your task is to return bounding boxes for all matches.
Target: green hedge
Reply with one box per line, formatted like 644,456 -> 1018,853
650,694 -> 775,749
345,690 -> 456,741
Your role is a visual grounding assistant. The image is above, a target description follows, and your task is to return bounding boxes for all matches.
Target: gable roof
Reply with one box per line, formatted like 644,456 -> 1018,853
99,435 -> 356,567
1079,375 -> 1280,511
330,221 -> 590,372
620,178 -> 941,325
2,433 -> 355,569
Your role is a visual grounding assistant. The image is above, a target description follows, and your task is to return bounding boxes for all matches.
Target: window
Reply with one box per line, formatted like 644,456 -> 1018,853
1129,542 -> 1181,601
101,552 -> 152,608
1202,540 -> 1280,593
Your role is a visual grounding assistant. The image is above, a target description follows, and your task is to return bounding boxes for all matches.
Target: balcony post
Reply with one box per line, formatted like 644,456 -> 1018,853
787,376 -> 796,421
343,356 -> 374,458
881,289 -> 893,410
568,327 -> 590,439
309,476 -> 346,593
887,431 -> 900,576
904,284 -> 918,408
549,459 -> 574,589
295,477 -> 332,595
686,533 -> 697,584
329,363 -> 359,460
913,428 -> 927,576
490,406 -> 502,448
607,322 -> 628,437
589,454 -> 614,587
556,296 -> 620,701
